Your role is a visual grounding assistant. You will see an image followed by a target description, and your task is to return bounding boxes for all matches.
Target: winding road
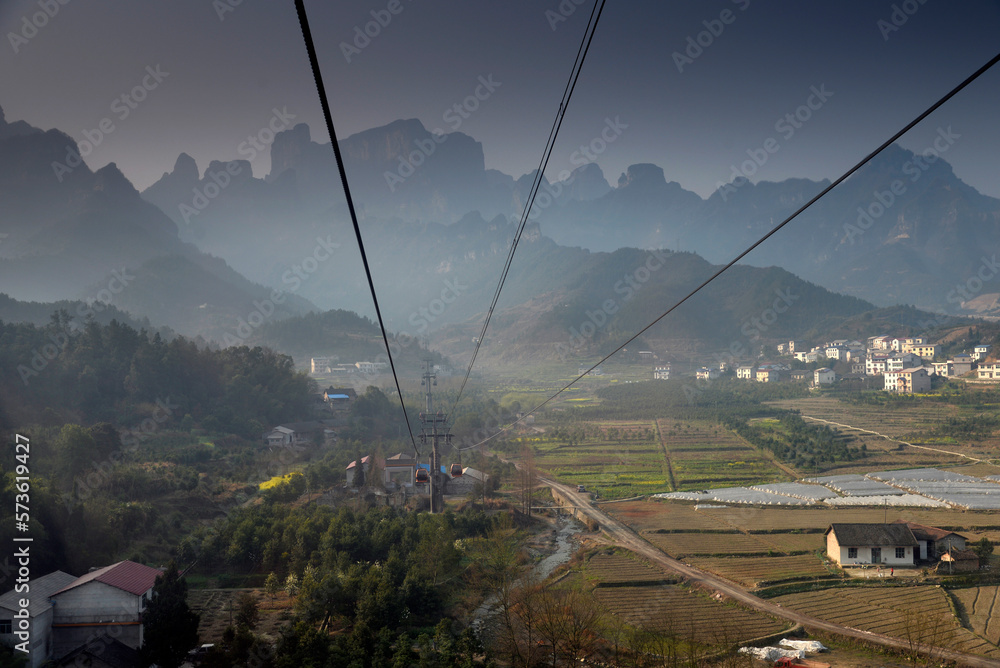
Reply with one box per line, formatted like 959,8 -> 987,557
542,476 -> 1000,668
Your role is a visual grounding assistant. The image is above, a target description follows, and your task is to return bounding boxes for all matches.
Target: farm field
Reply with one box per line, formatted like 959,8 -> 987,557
950,586 -> 1000,644
684,554 -> 832,587
773,586 -> 1000,658
606,500 -> 1000,535
657,418 -> 789,490
582,549 -> 674,584
188,589 -> 292,643
645,532 -> 775,557
530,421 -> 670,499
592,584 -> 791,647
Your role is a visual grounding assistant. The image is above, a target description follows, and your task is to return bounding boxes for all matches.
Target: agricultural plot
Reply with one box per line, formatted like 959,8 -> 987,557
951,586 -> 1000,644
751,482 -> 839,501
583,549 -> 672,584
769,398 -> 956,442
530,423 -> 671,499
645,532 -> 773,557
654,487 -> 811,505
593,585 -> 790,646
825,494 -> 948,507
684,554 -> 831,588
604,500 -> 734,532
691,506 -> 1000,532
657,419 -> 787,490
188,589 -> 292,642
773,587 -> 1000,658
804,474 -> 905,496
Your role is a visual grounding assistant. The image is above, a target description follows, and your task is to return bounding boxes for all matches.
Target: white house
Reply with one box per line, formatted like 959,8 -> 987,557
0,571 -> 76,667
824,346 -> 846,360
736,365 -> 756,380
825,523 -> 917,566
979,363 -> 1000,380
696,367 -> 720,380
383,452 -> 416,487
653,365 -> 671,380
973,344 -> 992,361
886,352 -> 921,372
264,425 -> 297,447
814,368 -> 836,385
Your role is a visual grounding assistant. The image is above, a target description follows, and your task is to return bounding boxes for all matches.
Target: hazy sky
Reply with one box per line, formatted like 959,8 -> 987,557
2,0 -> 999,198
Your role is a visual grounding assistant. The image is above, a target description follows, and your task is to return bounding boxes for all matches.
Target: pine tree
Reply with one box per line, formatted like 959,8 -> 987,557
142,561 -> 199,668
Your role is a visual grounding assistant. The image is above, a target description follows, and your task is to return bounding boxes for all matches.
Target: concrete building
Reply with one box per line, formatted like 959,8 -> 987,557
814,368 -> 836,385
0,571 -> 76,667
825,523 -> 917,566
653,365 -> 671,380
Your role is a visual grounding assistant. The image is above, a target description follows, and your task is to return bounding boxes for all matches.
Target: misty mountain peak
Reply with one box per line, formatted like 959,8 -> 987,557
94,163 -> 139,197
617,163 -> 666,190
172,152 -> 199,181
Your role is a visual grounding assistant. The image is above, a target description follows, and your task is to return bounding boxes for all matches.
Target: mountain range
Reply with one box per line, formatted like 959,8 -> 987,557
0,105 -> 991,367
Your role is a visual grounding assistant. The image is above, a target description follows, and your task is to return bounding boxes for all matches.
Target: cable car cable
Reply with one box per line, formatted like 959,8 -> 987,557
459,49 -> 1000,451
294,0 -> 422,456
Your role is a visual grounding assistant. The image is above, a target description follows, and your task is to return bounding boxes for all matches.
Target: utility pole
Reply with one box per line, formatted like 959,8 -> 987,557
419,360 -> 452,513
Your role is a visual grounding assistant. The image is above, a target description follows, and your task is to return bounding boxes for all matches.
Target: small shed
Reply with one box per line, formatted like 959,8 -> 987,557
938,548 -> 979,573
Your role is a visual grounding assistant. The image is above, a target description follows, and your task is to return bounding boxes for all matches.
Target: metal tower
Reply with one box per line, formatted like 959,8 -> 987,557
419,360 -> 451,512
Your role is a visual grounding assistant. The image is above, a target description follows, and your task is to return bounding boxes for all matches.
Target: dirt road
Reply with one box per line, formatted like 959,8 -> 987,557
543,476 -> 1000,668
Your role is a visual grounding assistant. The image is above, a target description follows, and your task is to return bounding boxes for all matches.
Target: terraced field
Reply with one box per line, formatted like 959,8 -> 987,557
658,419 -> 788,490
685,554 -> 832,588
951,586 -> 1000,644
582,549 -> 673,584
773,587 -> 1000,658
593,585 -> 791,646
532,421 -> 670,499
605,500 -> 734,532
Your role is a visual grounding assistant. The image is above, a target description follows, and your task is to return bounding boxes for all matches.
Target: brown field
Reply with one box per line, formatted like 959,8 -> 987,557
583,549 -> 673,583
774,586 -> 1000,658
188,589 -> 292,642
593,585 -> 790,645
695,506 -> 1000,532
605,500 -> 734,532
646,532 -> 772,556
950,586 -> 1000,644
684,554 -> 832,587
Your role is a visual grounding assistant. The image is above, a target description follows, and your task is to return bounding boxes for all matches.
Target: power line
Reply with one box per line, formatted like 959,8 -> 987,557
460,49 -> 1000,451
294,0 -> 421,456
448,0 -> 608,416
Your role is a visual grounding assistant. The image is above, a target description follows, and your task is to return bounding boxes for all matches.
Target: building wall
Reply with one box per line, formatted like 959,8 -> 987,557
827,534 -> 913,565
51,582 -> 145,659
0,604 -> 54,668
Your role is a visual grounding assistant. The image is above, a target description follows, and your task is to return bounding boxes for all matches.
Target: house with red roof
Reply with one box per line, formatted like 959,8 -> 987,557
49,560 -> 163,658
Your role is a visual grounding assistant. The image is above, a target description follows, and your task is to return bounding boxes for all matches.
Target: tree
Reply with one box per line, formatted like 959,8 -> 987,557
235,591 -> 260,631
285,573 -> 300,597
975,537 -> 994,566
142,561 -> 200,668
264,572 -> 280,600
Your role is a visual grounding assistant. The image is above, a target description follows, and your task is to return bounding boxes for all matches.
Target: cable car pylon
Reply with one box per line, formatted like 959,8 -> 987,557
419,360 -> 452,512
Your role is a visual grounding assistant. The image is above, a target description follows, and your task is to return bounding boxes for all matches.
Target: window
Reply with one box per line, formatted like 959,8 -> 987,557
847,547 -> 857,559
896,547 -> 905,559
0,620 -> 11,634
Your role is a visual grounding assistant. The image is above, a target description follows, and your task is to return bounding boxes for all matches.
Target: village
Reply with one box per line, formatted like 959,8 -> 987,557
650,335 -> 996,394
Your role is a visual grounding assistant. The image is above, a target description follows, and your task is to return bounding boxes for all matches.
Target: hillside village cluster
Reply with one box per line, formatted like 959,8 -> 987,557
655,336 -> 995,394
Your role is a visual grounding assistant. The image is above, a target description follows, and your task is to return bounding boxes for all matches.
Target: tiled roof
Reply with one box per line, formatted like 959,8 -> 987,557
894,520 -> 965,543
0,571 -> 76,616
827,523 -> 917,547
53,561 -> 163,597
